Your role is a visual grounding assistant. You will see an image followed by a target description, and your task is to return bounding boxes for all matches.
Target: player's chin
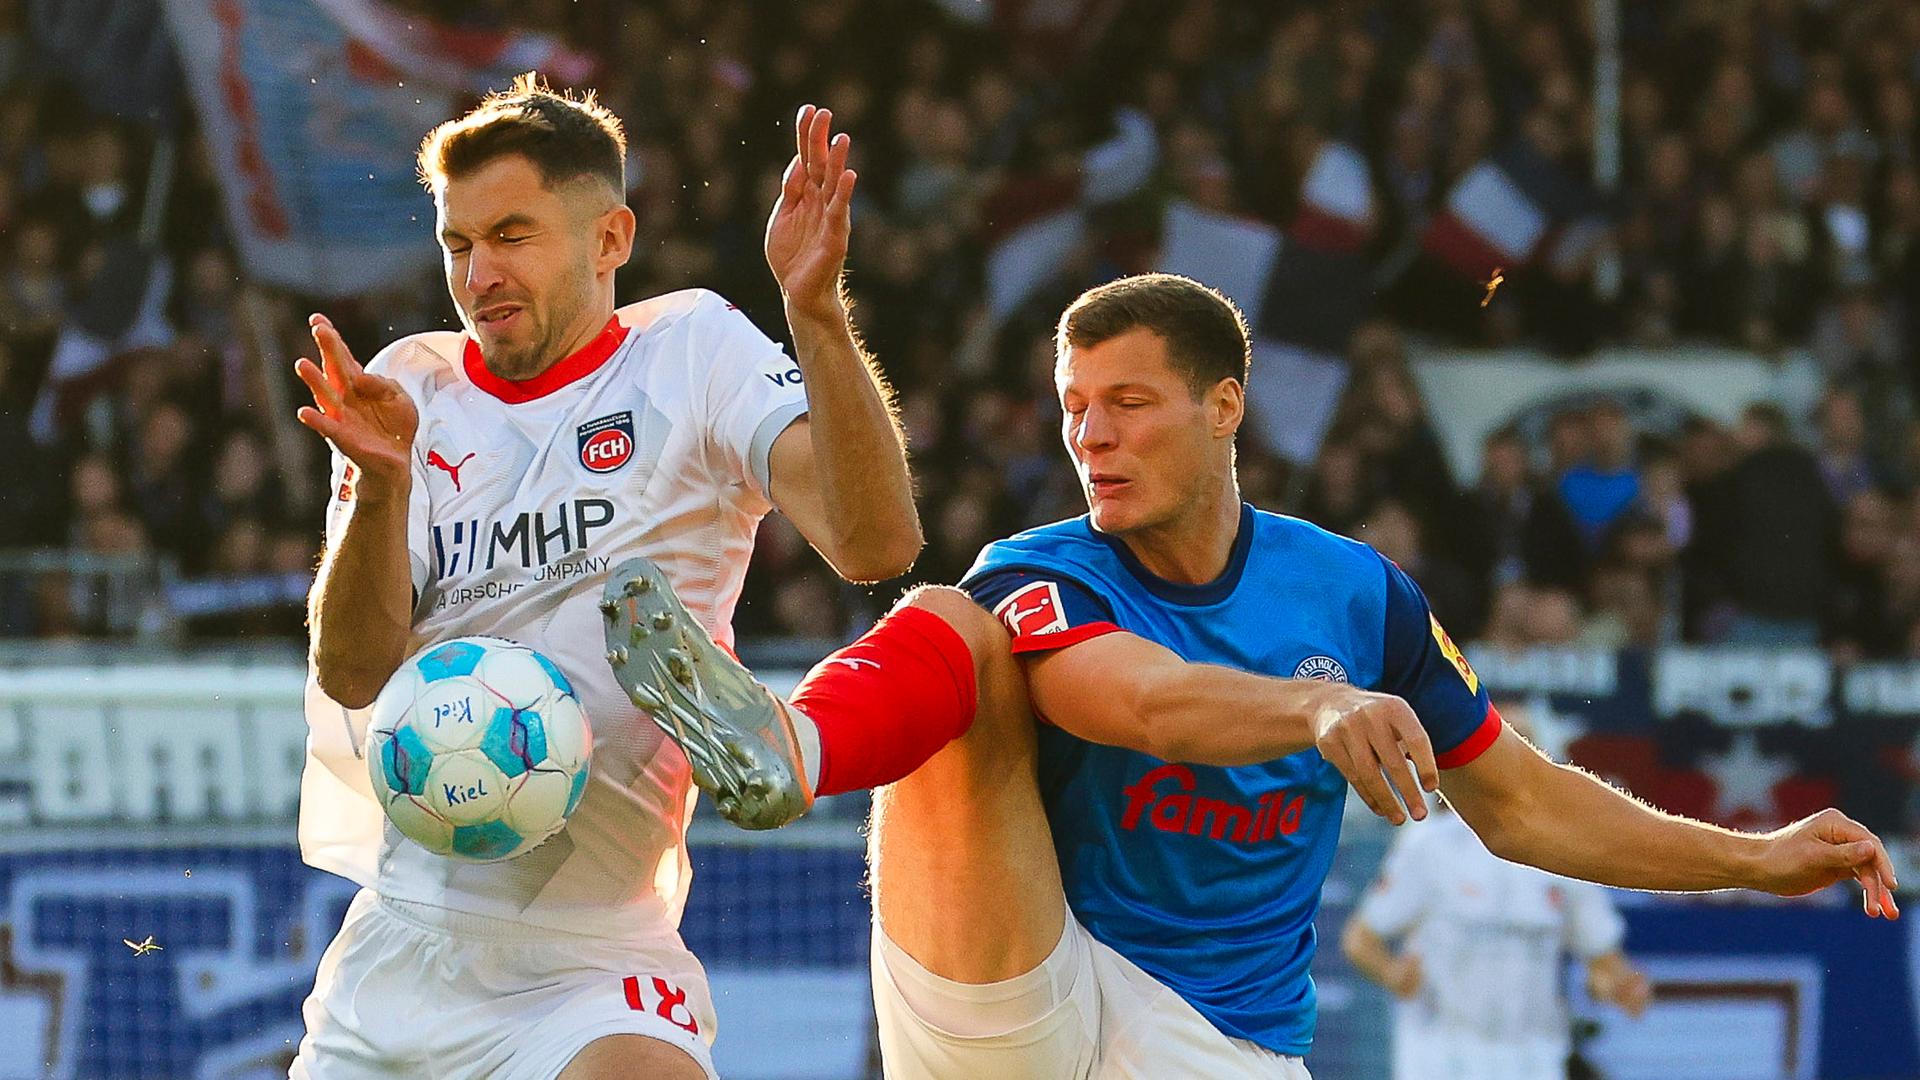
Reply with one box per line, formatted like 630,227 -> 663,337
1086,498 -> 1138,535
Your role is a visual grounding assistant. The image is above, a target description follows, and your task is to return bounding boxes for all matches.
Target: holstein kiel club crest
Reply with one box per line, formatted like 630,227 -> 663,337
578,411 -> 635,473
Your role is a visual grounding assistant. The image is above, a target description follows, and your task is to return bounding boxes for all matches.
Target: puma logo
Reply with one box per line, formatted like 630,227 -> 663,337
427,450 -> 476,492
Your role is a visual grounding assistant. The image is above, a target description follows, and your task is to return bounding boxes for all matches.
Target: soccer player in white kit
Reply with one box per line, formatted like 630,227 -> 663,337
1344,797 -> 1650,1080
289,77 -> 920,1079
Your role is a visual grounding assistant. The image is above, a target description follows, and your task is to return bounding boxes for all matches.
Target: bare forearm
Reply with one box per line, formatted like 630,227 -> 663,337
785,301 -> 920,579
310,485 -> 415,708
1340,921 -> 1398,987
1462,756 -> 1764,892
1132,664 -> 1335,764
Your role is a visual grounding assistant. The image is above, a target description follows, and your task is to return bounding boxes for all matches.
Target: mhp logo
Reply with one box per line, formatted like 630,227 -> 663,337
0,845 -> 356,1080
577,411 -> 635,474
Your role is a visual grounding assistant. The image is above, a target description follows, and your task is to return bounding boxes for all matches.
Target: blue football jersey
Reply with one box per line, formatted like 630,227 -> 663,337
961,504 -> 1498,1055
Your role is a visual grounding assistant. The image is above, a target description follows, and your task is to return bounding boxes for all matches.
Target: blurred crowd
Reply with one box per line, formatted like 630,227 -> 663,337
3,0 -> 1920,658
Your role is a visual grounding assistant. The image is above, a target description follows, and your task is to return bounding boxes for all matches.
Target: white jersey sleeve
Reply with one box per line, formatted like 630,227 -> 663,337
689,293 -> 809,504
1560,879 -> 1627,959
1355,824 -> 1434,938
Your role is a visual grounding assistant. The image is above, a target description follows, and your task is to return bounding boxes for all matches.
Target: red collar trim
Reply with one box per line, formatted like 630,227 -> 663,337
463,315 -> 629,403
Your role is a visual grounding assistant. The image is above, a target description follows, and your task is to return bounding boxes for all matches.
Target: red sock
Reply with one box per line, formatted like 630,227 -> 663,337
790,605 -> 978,796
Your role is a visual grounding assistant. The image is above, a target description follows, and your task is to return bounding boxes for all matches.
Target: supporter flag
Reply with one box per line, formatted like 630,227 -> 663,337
1419,142 -> 1597,285
1156,200 -> 1281,329
984,109 -> 1159,323
1156,138 -> 1376,465
1260,139 -> 1375,357
159,0 -> 594,297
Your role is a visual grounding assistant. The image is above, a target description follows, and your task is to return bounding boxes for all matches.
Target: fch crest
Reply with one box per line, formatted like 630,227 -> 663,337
577,411 -> 635,473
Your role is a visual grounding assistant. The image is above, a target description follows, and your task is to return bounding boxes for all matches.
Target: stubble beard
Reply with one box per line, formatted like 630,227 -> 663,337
475,280 -> 589,381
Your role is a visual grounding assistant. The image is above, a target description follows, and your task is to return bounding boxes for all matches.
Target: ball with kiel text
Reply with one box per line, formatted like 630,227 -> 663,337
365,636 -> 592,862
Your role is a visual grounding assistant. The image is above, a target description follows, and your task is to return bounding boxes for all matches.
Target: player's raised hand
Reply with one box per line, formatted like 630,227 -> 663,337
765,103 -> 856,322
1753,808 -> 1901,919
1312,688 -> 1439,826
294,314 -> 418,490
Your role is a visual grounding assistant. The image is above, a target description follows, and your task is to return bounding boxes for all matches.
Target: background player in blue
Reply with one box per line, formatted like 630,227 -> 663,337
605,273 -> 1900,1078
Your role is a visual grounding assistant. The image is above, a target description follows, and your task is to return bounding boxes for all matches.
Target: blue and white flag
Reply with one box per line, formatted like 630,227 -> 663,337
160,0 -> 592,297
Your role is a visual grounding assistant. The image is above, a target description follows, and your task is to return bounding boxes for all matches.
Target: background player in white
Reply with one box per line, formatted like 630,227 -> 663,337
291,76 -> 919,1079
1343,709 -> 1651,1080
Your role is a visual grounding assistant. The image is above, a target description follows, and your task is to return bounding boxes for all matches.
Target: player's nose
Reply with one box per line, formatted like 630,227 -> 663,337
1072,403 -> 1118,451
465,245 -> 507,294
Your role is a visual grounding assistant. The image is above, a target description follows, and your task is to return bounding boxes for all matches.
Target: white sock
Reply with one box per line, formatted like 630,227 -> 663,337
783,701 -> 822,795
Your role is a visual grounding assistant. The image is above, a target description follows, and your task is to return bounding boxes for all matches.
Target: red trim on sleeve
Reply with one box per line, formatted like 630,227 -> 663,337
1436,703 -> 1504,769
1008,621 -> 1123,655
463,315 -> 628,403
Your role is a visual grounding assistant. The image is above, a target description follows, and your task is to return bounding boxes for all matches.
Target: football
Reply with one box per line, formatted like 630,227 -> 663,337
365,637 -> 592,862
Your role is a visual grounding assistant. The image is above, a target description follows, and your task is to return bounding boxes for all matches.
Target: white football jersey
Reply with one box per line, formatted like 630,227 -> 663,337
299,289 -> 808,938
1355,809 -> 1625,1078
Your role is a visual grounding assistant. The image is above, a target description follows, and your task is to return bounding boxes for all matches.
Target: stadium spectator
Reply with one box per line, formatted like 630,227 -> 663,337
1360,496 -> 1480,637
1694,403 -> 1838,646
1827,489 -> 1906,661
1462,426 -> 1585,594
1814,385 -> 1883,504
1557,400 -> 1643,551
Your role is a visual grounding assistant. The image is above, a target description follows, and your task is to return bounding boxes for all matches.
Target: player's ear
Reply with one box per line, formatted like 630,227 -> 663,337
597,203 -> 636,274
1209,377 -> 1244,440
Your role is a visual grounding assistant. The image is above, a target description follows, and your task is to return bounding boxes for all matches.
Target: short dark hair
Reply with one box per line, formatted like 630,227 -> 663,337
1056,273 -> 1251,396
417,72 -> 625,195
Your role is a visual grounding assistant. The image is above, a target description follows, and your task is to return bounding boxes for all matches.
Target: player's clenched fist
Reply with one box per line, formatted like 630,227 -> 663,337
1751,808 -> 1901,919
1312,688 -> 1439,826
295,313 -> 419,491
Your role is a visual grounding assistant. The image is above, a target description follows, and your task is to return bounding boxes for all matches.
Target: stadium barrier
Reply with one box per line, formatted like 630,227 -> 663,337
1,648 -> 1917,1079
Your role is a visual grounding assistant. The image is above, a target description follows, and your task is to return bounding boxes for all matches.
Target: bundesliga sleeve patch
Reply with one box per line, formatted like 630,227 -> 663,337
1429,613 -> 1479,694
992,580 -> 1071,638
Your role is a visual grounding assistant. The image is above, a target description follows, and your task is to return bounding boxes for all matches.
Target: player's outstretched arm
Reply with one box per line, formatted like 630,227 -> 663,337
1024,630 -> 1439,824
762,103 -> 920,583
1440,723 -> 1900,919
297,314 -> 419,708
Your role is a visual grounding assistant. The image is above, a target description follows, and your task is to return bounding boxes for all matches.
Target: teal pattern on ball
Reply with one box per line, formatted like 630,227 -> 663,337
451,819 -> 524,860
478,706 -> 548,778
383,726 -> 434,795
565,763 -> 589,816
532,651 -> 576,697
417,640 -> 487,683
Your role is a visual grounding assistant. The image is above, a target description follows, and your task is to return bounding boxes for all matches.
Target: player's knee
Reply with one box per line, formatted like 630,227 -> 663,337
898,584 -> 1009,665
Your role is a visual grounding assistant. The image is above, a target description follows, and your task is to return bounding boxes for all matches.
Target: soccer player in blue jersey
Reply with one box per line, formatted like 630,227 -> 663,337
605,273 -> 1899,1078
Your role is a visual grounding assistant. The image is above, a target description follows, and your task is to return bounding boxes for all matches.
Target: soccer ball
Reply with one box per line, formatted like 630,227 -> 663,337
365,637 -> 592,862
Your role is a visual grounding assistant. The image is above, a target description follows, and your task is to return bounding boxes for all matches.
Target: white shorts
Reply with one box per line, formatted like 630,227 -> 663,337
1392,1018 -> 1569,1080
293,889 -> 719,1080
872,908 -> 1311,1079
